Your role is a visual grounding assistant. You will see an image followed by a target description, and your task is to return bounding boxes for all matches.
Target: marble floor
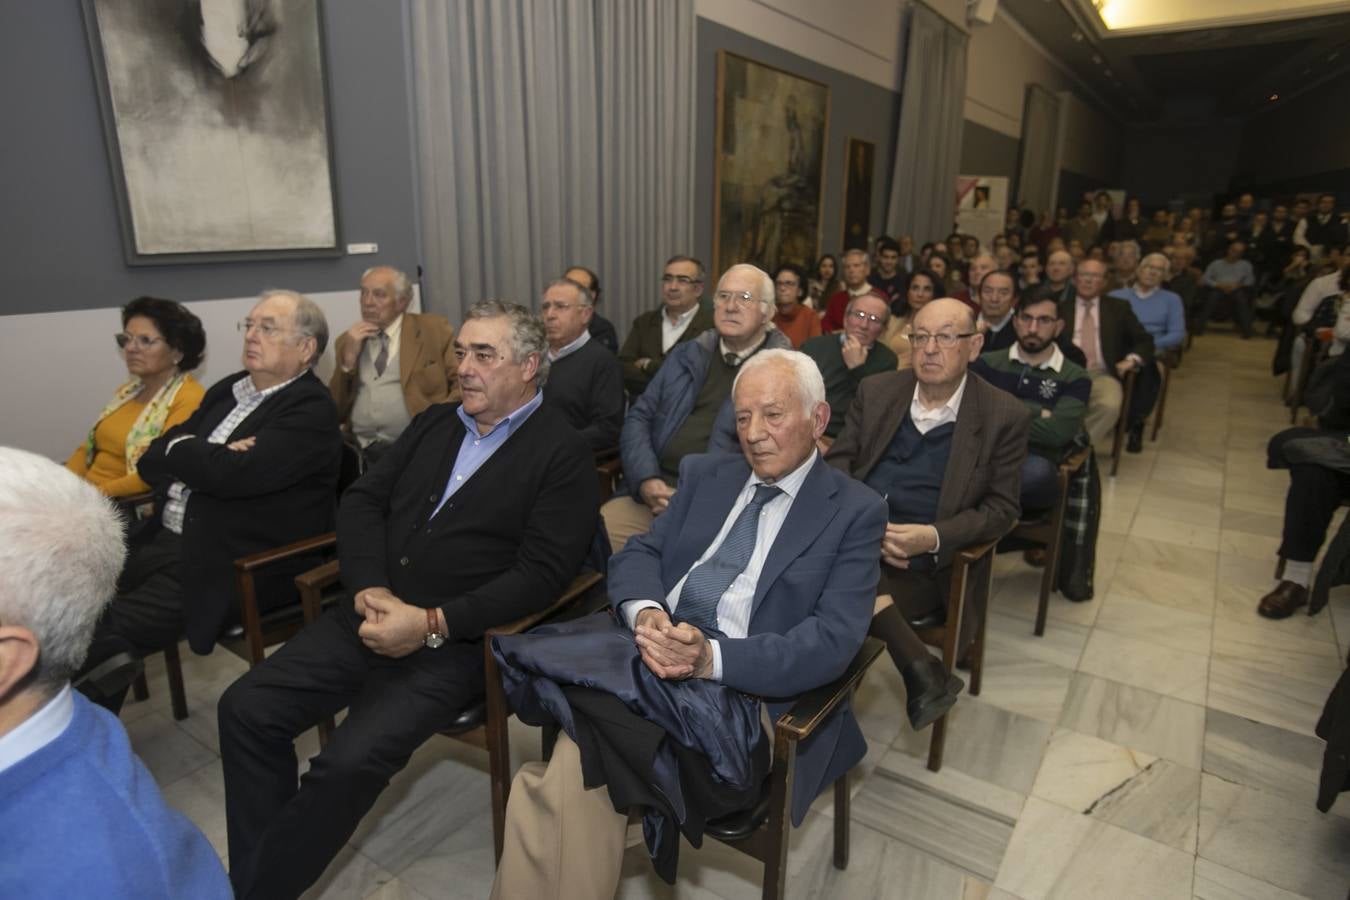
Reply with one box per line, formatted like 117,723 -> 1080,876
121,331 -> 1350,900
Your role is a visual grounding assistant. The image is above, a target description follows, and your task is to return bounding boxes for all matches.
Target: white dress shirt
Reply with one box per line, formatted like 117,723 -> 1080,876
661,305 -> 700,353
547,328 -> 591,362
621,451 -> 818,680
909,374 -> 967,435
0,684 -> 73,774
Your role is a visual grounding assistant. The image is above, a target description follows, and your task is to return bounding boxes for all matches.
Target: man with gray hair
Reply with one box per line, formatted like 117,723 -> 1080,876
821,248 -> 874,331
489,349 -> 888,898
540,277 -> 625,449
330,265 -> 460,465
602,264 -> 793,550
219,300 -> 598,899
79,289 -> 343,707
0,448 -> 231,899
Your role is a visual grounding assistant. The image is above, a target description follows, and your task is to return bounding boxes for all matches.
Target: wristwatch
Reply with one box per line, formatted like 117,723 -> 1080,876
424,608 -> 446,649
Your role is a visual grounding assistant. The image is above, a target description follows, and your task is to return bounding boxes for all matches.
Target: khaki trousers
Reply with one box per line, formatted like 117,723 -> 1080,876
1085,371 -> 1123,448
489,732 -> 629,900
600,495 -> 655,552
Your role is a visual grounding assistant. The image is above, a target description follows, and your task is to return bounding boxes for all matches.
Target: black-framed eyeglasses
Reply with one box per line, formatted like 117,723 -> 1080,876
114,333 -> 165,350
714,290 -> 757,309
1015,313 -> 1057,328
847,309 -> 885,325
911,331 -> 976,349
662,274 -> 701,286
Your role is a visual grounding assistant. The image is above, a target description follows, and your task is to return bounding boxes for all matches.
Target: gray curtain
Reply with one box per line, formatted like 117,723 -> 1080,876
409,0 -> 695,330
885,4 -> 968,244
1016,84 -> 1061,217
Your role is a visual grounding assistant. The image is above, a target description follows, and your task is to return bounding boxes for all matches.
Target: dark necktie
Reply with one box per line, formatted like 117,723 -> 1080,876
724,352 -> 739,367
373,331 -> 389,377
676,484 -> 783,634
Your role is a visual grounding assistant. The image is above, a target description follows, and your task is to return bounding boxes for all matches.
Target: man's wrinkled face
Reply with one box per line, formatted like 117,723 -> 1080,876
911,299 -> 982,389
661,260 -> 703,313
1074,261 -> 1107,300
774,270 -> 803,311
841,253 -> 869,288
455,316 -> 535,426
843,294 -> 888,348
1136,255 -> 1167,290
967,255 -> 996,291
1046,251 -> 1074,284
978,273 -> 1016,322
734,361 -> 827,483
714,268 -> 770,345
360,269 -> 409,328
540,284 -> 592,349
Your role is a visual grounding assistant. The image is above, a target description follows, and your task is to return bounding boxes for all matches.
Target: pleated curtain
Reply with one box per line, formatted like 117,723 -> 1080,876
1016,84 -> 1061,217
408,0 -> 695,329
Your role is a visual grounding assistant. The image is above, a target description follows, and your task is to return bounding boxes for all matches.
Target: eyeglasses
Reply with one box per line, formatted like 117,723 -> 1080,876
237,319 -> 293,340
662,274 -> 701,286
847,309 -> 885,325
774,279 -> 800,288
539,301 -> 581,312
714,290 -> 758,309
1015,313 -> 1057,328
114,333 -> 165,350
911,331 -> 976,349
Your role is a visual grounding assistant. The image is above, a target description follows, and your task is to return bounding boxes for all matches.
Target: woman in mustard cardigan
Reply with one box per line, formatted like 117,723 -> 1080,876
66,297 -> 207,497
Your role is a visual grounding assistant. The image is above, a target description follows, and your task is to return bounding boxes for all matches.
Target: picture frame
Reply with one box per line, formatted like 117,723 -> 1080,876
81,0 -> 342,265
840,137 -> 875,252
713,51 -> 829,278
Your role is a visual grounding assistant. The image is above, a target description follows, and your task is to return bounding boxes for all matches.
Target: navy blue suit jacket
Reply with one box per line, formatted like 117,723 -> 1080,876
608,452 -> 886,824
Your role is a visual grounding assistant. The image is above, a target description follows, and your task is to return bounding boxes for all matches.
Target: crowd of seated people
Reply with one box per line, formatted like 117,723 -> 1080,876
28,183 -> 1350,898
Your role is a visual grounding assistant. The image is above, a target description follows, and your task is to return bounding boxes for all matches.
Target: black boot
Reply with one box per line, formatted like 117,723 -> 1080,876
899,655 -> 964,730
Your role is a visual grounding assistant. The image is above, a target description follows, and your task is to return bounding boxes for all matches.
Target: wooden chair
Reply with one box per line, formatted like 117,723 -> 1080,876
913,538 -> 1000,772
701,636 -> 886,900
1288,330 -> 1334,424
1149,349 -> 1180,442
296,563 -> 605,861
1006,447 -> 1092,636
1108,367 -> 1139,477
594,448 -> 622,504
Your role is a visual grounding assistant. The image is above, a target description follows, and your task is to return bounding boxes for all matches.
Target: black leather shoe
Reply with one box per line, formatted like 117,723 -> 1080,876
1257,581 -> 1308,619
906,607 -> 946,631
1126,424 -> 1143,454
900,656 -> 965,731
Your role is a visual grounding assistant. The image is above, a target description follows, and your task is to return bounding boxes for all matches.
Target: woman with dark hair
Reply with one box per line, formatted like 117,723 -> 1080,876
65,297 -> 206,497
927,252 -> 952,284
807,254 -> 842,309
880,269 -> 946,369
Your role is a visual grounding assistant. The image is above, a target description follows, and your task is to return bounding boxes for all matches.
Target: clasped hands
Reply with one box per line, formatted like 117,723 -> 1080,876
881,522 -> 938,569
354,587 -> 435,658
633,608 -> 713,680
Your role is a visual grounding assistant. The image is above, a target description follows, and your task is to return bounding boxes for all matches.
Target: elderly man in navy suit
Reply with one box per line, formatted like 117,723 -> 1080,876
489,348 -> 889,899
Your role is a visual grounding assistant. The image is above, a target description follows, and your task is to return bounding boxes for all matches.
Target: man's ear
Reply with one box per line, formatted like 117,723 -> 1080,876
0,626 -> 40,701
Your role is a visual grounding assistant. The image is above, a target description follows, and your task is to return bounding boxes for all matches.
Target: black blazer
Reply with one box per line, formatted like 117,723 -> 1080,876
337,399 -> 598,640
1056,294 -> 1155,376
137,370 -> 342,653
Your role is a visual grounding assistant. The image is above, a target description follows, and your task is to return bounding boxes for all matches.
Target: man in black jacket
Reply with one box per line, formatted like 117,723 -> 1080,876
80,289 -> 341,709
540,277 -> 624,450
218,300 -> 598,900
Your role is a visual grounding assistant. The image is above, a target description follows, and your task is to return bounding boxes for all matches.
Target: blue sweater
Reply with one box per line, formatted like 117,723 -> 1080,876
0,691 -> 230,899
1111,286 -> 1186,350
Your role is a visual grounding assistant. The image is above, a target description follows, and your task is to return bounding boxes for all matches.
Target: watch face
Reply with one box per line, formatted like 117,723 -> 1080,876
424,632 -> 446,649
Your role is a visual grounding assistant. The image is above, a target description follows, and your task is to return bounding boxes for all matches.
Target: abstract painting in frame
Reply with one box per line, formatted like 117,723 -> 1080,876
841,137 -> 875,252
714,51 -> 829,277
83,0 -> 340,264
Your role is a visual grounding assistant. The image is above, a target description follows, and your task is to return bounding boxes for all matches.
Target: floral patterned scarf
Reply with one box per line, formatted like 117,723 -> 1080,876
82,371 -> 190,474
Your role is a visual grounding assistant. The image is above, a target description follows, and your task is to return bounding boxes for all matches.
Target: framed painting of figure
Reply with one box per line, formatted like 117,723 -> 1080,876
841,137 -> 875,252
82,0 -> 341,264
713,52 -> 829,278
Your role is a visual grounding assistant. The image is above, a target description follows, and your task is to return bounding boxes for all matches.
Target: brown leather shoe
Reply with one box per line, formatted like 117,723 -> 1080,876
1257,581 -> 1308,619
1024,547 -> 1047,568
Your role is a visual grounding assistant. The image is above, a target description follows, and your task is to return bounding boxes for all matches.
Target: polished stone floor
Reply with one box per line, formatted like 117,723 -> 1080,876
122,331 -> 1350,899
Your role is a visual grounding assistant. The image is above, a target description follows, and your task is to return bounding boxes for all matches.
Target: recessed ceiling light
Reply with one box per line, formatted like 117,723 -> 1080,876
1269,92 -> 1280,101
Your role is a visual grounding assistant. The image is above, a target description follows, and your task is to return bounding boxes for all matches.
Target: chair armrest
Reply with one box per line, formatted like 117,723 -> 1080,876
295,559 -> 342,624
954,537 -> 999,567
773,637 -> 885,741
484,571 -> 604,637
1059,446 -> 1091,476
233,532 -> 338,574
594,446 -> 620,464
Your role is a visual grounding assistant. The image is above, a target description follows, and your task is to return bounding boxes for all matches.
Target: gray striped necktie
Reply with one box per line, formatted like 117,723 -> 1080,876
676,483 -> 782,634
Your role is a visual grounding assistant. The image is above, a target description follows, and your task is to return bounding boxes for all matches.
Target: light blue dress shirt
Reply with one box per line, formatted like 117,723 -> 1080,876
431,389 -> 544,517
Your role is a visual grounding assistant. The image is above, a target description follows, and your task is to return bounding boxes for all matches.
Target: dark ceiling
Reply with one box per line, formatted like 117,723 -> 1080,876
997,0 -> 1350,124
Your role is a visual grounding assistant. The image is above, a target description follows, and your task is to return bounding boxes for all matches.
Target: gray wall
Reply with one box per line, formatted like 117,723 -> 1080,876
1120,121 -> 1243,211
1237,71 -> 1350,189
694,17 -> 901,271
960,120 -> 1020,180
0,2 -> 420,317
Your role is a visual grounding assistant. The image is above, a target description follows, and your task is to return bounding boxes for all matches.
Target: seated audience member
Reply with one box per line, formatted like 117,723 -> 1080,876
995,244 -> 1019,273
1295,193 -> 1347,258
1235,192 -> 1256,228
827,299 -> 1027,681
1291,259 -> 1350,355
0,448 -> 231,900
771,262 -> 822,348
951,253 -> 996,313
1063,202 -> 1099,250
66,297 -> 206,498
1267,204 -> 1297,274
1172,214 -> 1199,250
881,269 -> 945,368
540,277 -> 624,450
1246,211 -> 1273,282
927,251 -> 953,285
79,291 -> 342,709
1116,198 -> 1145,244
801,291 -> 898,441
602,265 -> 791,550
1143,208 -> 1173,251
1068,240 -> 1087,263
868,237 -> 906,306
330,266 -> 459,465
1203,203 -> 1243,261
807,253 -> 842,308
563,265 -> 619,352
1058,260 -> 1155,450
1090,191 -> 1117,247
961,234 -> 980,262
1112,253 -> 1186,357
1034,249 -> 1076,304
897,234 -> 918,273
1029,210 -> 1061,253
977,269 -> 1019,353
821,249 -> 875,332
1109,240 -> 1141,292
1018,249 -> 1043,294
489,351 -> 903,897
618,256 -> 715,398
972,296 -> 1090,509
1198,240 -> 1257,338
1257,354 -> 1350,618
218,301 -> 597,900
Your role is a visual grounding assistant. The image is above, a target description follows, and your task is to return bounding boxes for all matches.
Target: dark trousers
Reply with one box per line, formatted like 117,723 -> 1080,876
1197,286 -> 1255,337
1021,453 -> 1059,511
879,560 -> 986,655
1268,427 -> 1350,562
1128,360 -> 1162,429
218,602 -> 483,900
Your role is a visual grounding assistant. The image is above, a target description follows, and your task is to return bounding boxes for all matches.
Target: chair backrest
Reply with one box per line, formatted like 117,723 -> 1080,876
337,440 -> 363,496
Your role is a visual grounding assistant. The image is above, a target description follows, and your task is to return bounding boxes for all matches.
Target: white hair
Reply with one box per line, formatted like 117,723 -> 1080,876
719,263 -> 777,320
0,448 -> 126,691
734,348 -> 827,415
